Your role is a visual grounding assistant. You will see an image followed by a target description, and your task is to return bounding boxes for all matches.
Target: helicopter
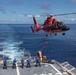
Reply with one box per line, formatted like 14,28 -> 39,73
26,12 -> 76,37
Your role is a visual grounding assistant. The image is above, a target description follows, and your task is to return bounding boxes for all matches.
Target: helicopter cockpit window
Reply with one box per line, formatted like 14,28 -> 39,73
56,21 -> 64,26
60,21 -> 64,25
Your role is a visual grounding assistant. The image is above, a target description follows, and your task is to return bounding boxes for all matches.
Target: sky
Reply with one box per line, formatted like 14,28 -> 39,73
0,0 -> 76,24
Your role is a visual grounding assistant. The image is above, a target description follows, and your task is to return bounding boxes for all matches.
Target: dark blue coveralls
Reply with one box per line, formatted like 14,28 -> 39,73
36,57 -> 41,67
13,58 -> 17,68
21,59 -> 24,68
27,59 -> 31,68
3,59 -> 7,69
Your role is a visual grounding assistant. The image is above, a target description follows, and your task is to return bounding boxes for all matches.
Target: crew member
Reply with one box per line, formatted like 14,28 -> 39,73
3,58 -> 7,69
35,57 -> 41,67
21,58 -> 24,68
12,58 -> 17,69
26,58 -> 31,68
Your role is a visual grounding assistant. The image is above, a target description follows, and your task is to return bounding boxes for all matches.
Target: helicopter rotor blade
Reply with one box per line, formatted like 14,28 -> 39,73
53,12 -> 76,16
25,12 -> 76,18
25,15 -> 41,18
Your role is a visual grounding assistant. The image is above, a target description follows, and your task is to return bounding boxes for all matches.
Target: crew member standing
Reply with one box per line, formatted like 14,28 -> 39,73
21,58 -> 24,68
12,58 -> 17,69
3,58 -> 7,69
36,57 -> 41,67
26,58 -> 31,68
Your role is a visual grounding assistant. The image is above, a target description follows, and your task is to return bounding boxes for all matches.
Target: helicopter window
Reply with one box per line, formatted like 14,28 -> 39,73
60,21 -> 64,25
56,22 -> 64,26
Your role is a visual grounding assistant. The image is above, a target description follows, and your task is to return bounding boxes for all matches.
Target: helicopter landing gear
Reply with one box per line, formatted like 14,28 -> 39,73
62,33 -> 65,35
46,34 -> 48,37
55,33 -> 57,36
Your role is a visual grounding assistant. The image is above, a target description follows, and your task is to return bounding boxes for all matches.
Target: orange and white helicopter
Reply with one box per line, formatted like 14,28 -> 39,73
26,12 -> 76,36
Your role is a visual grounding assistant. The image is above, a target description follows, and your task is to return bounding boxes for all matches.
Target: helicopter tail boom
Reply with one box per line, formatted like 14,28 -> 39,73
33,17 -> 41,32
31,26 -> 35,33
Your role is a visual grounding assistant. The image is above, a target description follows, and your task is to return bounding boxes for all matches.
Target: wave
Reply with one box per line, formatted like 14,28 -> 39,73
0,40 -> 31,60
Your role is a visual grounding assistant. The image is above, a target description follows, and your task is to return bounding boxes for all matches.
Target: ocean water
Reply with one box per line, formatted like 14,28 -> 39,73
0,24 -> 76,67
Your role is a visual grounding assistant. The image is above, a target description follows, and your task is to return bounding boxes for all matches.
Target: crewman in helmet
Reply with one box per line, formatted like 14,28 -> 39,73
3,58 -> 7,69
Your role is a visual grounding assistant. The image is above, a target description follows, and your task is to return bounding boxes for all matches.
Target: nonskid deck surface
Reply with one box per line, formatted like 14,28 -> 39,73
60,62 -> 76,75
0,61 -> 70,75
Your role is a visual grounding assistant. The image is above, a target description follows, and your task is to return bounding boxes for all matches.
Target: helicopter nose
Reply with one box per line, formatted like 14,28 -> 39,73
66,27 -> 70,30
62,26 -> 70,31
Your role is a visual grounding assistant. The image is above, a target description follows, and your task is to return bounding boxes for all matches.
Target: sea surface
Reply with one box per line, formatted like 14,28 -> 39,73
0,24 -> 76,67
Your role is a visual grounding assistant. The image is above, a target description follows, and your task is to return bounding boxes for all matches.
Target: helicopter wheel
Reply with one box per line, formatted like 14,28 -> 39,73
62,33 -> 65,35
55,33 -> 57,36
46,34 -> 48,37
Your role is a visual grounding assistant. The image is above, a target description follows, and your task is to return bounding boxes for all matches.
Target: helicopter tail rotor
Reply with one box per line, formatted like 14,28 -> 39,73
33,17 -> 41,32
31,26 -> 34,33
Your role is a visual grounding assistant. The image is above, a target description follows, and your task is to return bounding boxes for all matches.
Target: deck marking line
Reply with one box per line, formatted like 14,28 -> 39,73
16,63 -> 20,75
40,74 -> 46,75
33,74 -> 37,75
50,64 -> 63,75
45,63 -> 63,75
48,73 -> 52,75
